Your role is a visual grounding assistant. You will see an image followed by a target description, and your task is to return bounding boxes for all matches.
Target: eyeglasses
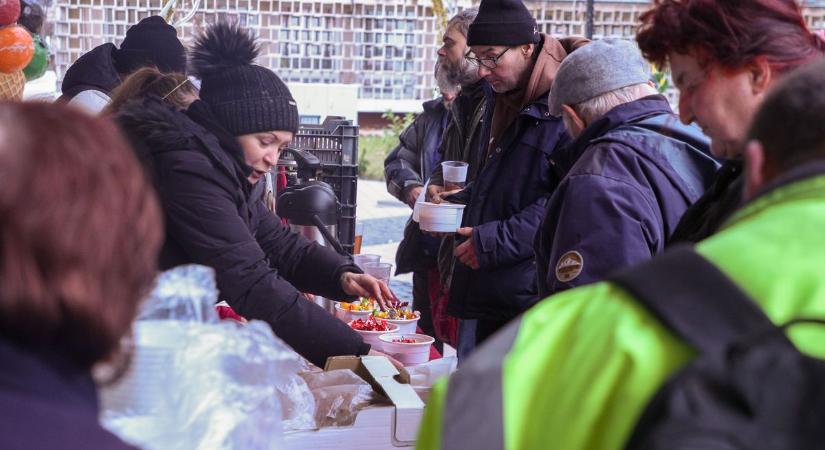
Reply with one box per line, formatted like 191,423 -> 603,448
464,47 -> 511,69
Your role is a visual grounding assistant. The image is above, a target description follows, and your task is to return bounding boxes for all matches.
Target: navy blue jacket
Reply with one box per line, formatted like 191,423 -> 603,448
535,95 -> 719,297
446,85 -> 569,321
0,339 -> 138,450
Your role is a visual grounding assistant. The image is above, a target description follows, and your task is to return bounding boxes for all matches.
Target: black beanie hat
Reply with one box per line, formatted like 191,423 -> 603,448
115,16 -> 186,75
190,22 -> 299,136
467,0 -> 539,46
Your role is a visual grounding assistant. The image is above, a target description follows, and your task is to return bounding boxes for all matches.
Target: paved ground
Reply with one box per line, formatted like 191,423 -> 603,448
356,179 -> 415,300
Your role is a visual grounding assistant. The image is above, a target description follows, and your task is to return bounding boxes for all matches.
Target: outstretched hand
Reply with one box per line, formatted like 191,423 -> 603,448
340,272 -> 393,310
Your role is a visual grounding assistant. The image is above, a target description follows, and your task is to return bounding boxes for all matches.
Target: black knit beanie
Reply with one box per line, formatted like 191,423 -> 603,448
115,16 -> 186,75
190,22 -> 299,136
467,0 -> 539,46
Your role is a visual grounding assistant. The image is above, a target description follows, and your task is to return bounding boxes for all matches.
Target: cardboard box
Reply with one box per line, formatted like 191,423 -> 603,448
283,356 -> 426,449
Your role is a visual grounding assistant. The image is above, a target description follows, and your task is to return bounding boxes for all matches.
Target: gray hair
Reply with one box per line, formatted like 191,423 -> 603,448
447,7 -> 479,38
572,83 -> 658,125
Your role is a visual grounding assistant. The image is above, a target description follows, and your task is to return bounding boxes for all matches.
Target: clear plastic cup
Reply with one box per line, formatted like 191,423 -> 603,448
441,161 -> 468,191
353,254 -> 381,270
364,262 -> 393,283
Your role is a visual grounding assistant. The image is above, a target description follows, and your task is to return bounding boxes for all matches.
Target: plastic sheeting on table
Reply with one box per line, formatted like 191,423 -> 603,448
100,265 -> 317,450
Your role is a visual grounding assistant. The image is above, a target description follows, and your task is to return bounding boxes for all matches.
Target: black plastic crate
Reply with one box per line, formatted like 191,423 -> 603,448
318,165 -> 357,253
319,164 -> 357,207
338,203 -> 357,254
290,116 -> 358,166
281,116 -> 360,254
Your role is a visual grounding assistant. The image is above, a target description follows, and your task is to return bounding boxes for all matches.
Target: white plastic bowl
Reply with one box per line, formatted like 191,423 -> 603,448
383,313 -> 420,335
335,301 -> 374,323
349,320 -> 399,351
417,202 -> 466,233
378,333 -> 434,366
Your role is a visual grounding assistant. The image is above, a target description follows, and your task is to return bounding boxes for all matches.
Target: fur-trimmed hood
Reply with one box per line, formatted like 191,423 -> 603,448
115,96 -> 247,188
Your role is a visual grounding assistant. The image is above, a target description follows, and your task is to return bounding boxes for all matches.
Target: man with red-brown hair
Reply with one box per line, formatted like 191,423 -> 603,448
636,0 -> 825,243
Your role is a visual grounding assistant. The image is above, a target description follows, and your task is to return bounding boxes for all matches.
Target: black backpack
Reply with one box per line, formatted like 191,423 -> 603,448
610,246 -> 825,450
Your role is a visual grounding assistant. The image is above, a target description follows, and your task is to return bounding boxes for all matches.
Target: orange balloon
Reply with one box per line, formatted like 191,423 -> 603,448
0,25 -> 34,74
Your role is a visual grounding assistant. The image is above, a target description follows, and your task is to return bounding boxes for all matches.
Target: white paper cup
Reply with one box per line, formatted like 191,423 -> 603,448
441,161 -> 468,185
334,302 -> 374,323
378,333 -> 434,366
349,321 -> 399,351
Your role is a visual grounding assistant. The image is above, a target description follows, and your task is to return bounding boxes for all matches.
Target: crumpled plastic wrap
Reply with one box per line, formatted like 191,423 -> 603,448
100,265 -> 317,450
299,369 -> 382,427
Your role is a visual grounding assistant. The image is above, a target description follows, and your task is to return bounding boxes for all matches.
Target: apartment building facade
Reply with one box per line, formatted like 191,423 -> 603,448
49,0 -> 825,121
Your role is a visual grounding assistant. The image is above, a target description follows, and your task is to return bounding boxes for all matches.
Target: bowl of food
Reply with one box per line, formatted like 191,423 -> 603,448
373,308 -> 421,334
349,317 -> 399,350
378,333 -> 434,366
335,298 -> 376,323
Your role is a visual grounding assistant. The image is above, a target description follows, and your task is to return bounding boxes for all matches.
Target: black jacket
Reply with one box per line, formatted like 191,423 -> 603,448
384,97 -> 449,202
668,160 -> 743,244
59,43 -> 121,101
0,339 -> 137,450
385,98 -> 450,274
117,97 -> 370,367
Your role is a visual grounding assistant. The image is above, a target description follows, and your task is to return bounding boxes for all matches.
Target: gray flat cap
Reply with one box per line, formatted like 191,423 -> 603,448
549,38 -> 651,116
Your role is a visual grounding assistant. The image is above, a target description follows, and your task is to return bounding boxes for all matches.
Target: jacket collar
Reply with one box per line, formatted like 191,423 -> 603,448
186,100 -> 254,179
725,159 -> 825,230
555,95 -> 673,172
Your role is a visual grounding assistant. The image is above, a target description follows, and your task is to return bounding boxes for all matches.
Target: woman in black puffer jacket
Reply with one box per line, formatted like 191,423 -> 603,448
117,23 -> 395,368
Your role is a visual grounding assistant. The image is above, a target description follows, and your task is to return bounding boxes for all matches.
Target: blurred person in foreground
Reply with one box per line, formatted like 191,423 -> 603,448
116,23 -> 398,368
417,57 -> 825,450
0,102 -> 162,449
636,0 -> 825,244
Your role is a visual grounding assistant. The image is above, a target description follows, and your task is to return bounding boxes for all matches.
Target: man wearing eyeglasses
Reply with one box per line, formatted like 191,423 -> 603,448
434,0 -> 588,353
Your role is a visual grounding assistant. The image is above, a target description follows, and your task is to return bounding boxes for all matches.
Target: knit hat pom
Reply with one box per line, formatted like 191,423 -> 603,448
190,22 -> 260,78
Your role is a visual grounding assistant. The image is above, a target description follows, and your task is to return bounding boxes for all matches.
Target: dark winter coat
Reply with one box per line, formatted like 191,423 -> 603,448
386,98 -> 451,274
535,95 -> 719,297
446,85 -> 569,321
0,339 -> 137,450
430,80 -> 488,285
117,97 -> 369,368
59,43 -> 121,101
668,160 -> 744,245
384,97 -> 449,202
429,80 -> 488,187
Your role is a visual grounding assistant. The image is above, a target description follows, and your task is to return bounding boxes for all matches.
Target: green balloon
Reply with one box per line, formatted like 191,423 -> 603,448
23,34 -> 49,81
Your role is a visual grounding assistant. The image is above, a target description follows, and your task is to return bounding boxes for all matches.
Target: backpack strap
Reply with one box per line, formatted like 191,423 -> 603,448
609,245 -> 776,353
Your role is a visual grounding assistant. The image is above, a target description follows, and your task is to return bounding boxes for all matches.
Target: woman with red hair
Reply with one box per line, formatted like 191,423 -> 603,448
637,0 -> 825,243
0,102 -> 162,449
